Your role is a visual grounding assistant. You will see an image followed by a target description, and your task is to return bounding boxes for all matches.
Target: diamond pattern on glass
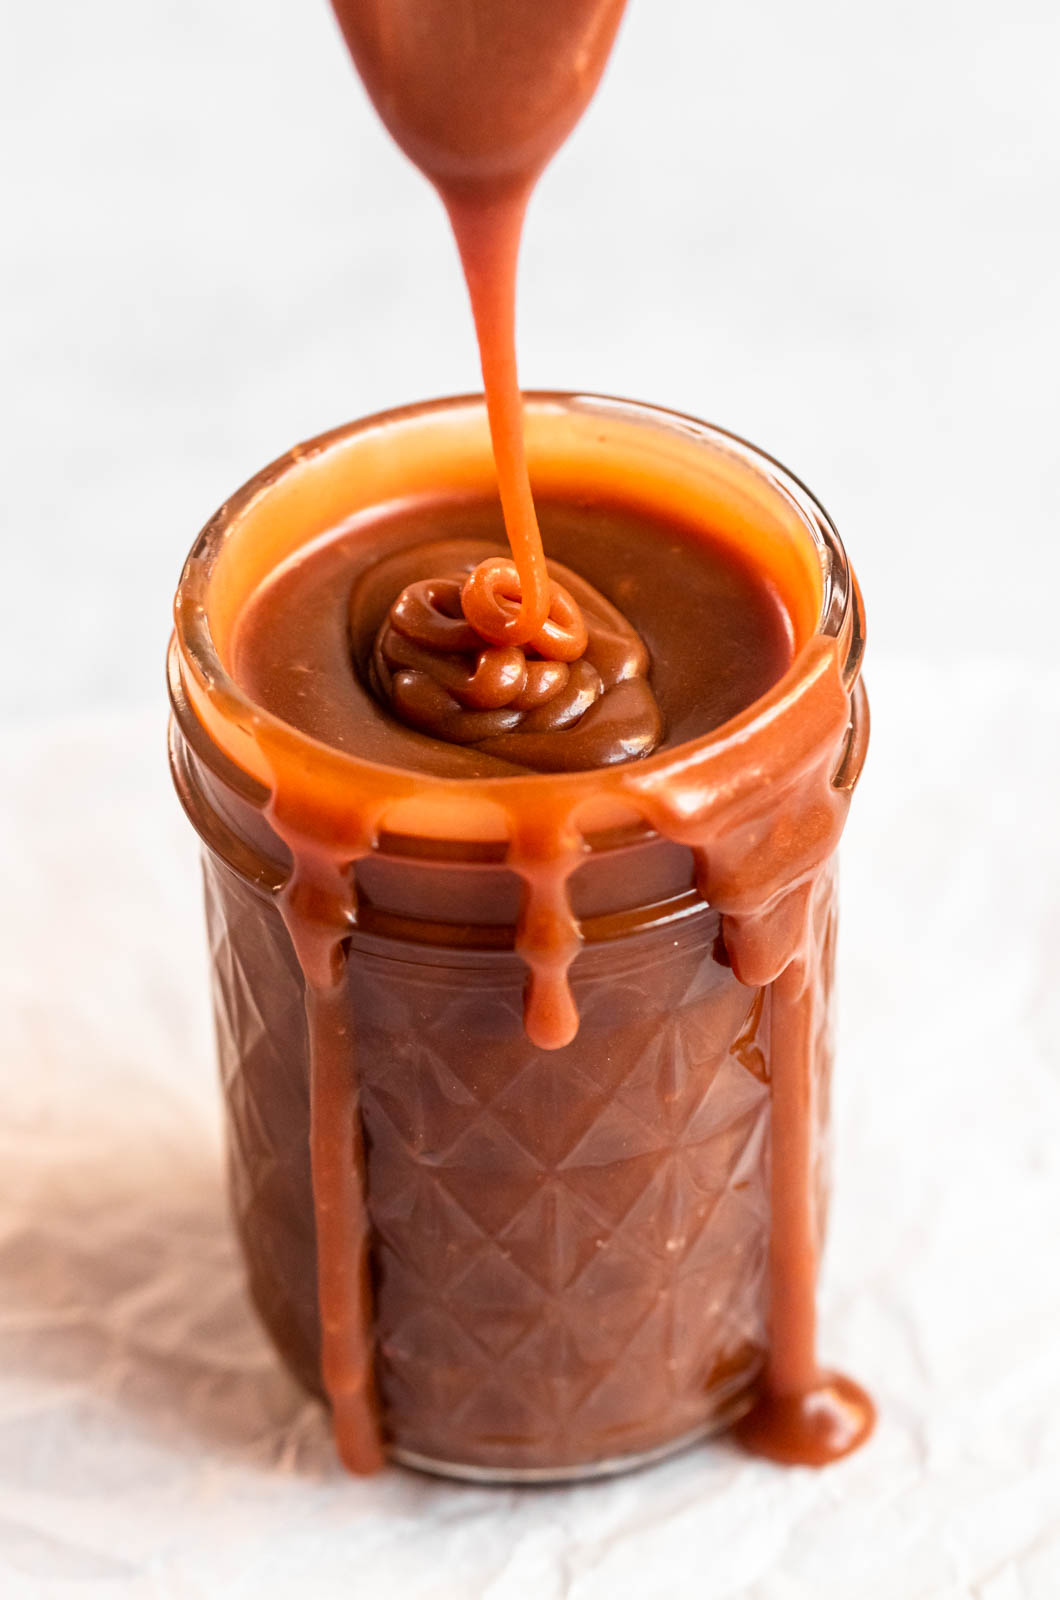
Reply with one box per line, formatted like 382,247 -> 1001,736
205,848 -> 838,1474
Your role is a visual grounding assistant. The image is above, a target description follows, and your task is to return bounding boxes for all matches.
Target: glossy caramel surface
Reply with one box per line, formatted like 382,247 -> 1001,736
231,493 -> 794,777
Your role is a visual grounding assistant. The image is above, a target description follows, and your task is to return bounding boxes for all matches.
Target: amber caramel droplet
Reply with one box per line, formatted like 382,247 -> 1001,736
733,1373 -> 876,1467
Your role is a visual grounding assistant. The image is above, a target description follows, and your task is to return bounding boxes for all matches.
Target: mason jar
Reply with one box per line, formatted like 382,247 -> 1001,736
168,393 -> 867,1481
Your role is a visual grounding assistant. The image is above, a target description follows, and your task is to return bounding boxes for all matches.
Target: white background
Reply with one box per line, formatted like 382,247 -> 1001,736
2,2 -> 1059,1596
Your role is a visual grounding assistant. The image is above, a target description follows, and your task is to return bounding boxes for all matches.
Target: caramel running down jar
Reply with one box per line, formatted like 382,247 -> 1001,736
168,394 -> 868,1481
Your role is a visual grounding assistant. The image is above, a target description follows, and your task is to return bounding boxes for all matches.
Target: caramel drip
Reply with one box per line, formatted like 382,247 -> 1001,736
508,814 -> 588,1050
384,185 -> 590,682
264,806 -> 386,1474
732,939 -> 875,1463
629,652 -> 874,1461
446,189 -> 554,646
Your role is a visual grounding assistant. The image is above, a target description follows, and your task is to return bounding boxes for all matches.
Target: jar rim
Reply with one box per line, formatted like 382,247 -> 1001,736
171,392 -> 864,838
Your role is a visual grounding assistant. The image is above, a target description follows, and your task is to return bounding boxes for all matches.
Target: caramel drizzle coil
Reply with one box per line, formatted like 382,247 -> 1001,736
373,565 -> 601,746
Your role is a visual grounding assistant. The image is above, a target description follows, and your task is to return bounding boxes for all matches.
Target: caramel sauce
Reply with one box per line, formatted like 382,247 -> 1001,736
177,0 -> 876,1475
233,491 -> 791,776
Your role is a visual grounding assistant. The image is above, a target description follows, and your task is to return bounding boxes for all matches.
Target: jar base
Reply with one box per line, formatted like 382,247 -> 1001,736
388,1398 -> 752,1485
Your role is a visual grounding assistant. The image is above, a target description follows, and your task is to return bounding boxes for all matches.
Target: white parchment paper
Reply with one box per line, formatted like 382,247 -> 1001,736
2,663 -> 1059,1599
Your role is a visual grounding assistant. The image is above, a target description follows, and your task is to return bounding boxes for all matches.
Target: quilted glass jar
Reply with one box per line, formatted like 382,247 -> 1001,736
168,394 -> 867,1481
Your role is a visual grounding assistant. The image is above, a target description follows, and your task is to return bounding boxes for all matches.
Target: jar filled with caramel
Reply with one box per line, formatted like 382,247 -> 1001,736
168,392 -> 869,1480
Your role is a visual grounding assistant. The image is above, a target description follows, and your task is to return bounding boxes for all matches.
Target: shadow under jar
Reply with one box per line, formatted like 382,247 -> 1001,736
168,393 -> 868,1481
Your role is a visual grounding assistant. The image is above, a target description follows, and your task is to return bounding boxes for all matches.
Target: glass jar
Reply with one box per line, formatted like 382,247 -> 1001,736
168,393 -> 867,1480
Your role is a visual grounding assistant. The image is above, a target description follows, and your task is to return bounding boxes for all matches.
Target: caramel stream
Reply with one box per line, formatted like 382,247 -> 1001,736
251,0 -> 876,1474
